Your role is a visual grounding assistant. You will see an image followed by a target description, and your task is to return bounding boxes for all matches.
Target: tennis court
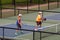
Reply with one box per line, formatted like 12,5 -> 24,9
0,7 -> 60,40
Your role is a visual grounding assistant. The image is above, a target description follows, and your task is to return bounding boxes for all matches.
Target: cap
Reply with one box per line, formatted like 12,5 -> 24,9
38,12 -> 42,14
18,14 -> 22,16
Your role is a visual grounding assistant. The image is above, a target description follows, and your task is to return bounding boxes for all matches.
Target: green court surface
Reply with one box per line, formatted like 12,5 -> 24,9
0,8 -> 60,40
47,8 -> 60,12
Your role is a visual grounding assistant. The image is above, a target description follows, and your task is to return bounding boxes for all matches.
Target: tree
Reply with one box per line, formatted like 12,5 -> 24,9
29,0 -> 32,3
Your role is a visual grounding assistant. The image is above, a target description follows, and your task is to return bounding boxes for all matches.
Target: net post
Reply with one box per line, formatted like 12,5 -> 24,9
0,0 -> 2,18
33,31 -> 35,40
40,31 -> 42,40
3,27 -> 5,40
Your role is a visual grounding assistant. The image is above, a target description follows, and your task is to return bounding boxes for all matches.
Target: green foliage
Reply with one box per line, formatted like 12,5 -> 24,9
49,0 -> 57,2
1,0 -> 58,5
1,0 -> 12,4
15,0 -> 27,2
33,0 -> 45,4
1,0 -> 27,4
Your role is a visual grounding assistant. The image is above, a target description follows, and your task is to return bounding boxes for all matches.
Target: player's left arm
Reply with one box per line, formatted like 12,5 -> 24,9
20,20 -> 23,26
41,14 -> 46,21
41,16 -> 46,22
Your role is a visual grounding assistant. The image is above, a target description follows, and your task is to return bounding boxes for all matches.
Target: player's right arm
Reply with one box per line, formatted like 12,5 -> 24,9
17,16 -> 20,24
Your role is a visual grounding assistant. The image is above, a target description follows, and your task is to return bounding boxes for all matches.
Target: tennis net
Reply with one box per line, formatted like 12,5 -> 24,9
34,23 -> 60,40
38,23 -> 60,32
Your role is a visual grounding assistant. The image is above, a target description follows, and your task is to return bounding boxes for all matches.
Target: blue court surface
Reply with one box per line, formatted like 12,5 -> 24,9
46,14 -> 60,20
0,23 -> 53,39
0,24 -> 35,39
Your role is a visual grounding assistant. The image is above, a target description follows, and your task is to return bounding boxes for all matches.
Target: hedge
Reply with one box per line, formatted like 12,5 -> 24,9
1,0 -> 57,5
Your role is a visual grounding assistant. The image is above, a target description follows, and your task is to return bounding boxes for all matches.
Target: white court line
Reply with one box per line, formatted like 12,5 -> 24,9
15,32 -> 33,38
14,33 -> 32,40
14,32 -> 32,38
15,38 -> 30,40
38,23 -> 60,33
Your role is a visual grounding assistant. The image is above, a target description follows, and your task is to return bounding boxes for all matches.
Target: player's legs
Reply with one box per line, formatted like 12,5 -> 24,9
35,21 -> 40,30
35,21 -> 42,30
39,21 -> 42,27
16,24 -> 21,31
15,24 -> 21,35
36,21 -> 42,27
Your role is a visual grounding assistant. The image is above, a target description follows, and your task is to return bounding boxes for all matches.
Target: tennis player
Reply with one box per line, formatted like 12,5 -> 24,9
35,12 -> 46,30
15,14 -> 23,35
35,12 -> 43,30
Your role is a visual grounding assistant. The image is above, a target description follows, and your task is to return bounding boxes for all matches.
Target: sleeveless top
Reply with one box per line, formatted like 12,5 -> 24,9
16,19 -> 21,24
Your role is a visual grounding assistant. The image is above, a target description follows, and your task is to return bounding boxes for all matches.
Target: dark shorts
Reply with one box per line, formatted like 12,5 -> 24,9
17,23 -> 21,30
36,21 -> 42,25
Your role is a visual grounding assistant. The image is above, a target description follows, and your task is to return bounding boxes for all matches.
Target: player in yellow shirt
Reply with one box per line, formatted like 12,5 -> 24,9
35,12 -> 42,30
35,12 -> 46,30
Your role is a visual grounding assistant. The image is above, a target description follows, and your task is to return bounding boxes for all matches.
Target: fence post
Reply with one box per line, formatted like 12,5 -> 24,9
38,0 -> 40,10
27,0 -> 29,14
18,9 -> 19,15
0,0 -> 2,18
29,0 -> 32,3
13,0 -> 16,16
57,0 -> 59,8
48,0 -> 49,10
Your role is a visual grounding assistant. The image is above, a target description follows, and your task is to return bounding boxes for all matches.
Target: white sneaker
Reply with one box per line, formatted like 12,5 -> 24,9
34,29 -> 38,31
15,33 -> 18,35
20,31 -> 24,33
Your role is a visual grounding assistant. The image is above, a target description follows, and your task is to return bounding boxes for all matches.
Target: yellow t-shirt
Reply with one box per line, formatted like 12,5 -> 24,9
36,15 -> 42,22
